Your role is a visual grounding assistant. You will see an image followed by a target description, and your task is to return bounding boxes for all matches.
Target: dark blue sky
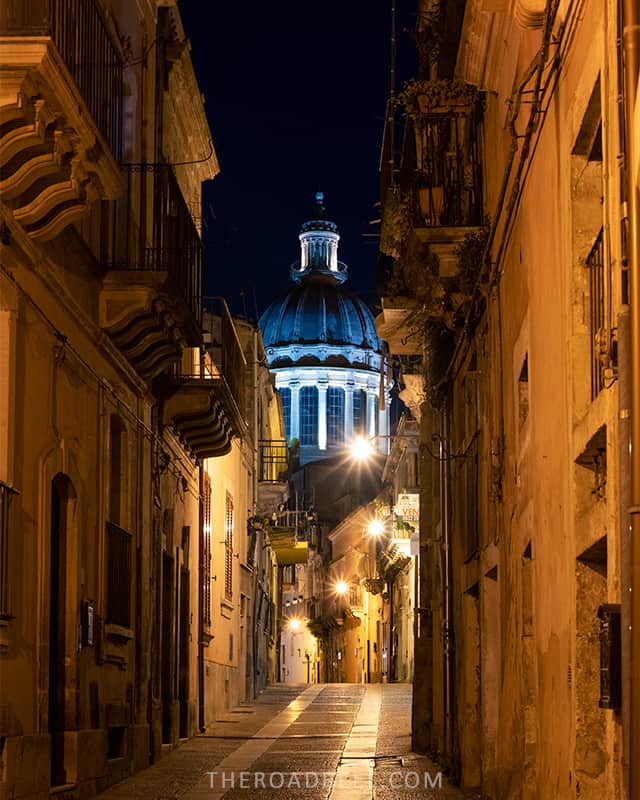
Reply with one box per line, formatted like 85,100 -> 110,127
180,1 -> 417,318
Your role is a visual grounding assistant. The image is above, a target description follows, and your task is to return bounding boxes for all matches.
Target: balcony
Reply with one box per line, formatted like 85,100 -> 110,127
257,439 -> 289,514
377,84 -> 485,350
264,511 -> 313,565
160,301 -> 247,460
99,164 -> 203,380
0,0 -> 124,240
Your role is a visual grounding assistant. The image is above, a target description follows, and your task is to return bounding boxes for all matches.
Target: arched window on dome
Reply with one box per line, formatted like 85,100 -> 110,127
279,387 -> 291,441
327,387 -> 345,445
352,390 -> 366,436
299,387 -> 318,446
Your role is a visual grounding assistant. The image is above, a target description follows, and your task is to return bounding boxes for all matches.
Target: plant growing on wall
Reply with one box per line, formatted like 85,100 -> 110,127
415,8 -> 442,73
397,78 -> 481,120
380,188 -> 413,259
454,226 -> 489,295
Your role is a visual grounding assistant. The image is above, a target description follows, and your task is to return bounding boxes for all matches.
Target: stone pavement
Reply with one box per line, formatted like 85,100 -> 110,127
98,684 -> 478,800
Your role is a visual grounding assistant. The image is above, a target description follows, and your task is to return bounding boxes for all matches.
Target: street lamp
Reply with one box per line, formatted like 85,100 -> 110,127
334,580 -> 348,595
350,436 -> 376,462
367,518 -> 385,537
348,431 -> 420,463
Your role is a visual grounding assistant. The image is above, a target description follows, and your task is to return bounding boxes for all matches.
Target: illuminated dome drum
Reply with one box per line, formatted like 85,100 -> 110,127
260,193 -> 389,465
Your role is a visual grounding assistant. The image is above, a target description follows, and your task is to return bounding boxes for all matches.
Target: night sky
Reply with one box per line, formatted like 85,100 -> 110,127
179,1 -> 417,319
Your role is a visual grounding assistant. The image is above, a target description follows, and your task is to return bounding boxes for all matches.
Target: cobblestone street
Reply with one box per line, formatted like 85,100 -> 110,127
97,685 -> 476,800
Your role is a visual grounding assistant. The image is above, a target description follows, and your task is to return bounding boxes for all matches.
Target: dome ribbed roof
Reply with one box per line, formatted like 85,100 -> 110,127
260,281 -> 379,350
259,193 -> 381,365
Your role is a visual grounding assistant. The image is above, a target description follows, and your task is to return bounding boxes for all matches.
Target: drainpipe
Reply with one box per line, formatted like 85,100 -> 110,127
251,327 -> 260,698
622,0 -> 640,792
440,403 -> 454,766
197,467 -> 205,732
618,309 -> 631,792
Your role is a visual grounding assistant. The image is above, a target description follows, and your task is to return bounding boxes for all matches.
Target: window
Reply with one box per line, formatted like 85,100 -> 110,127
0,481 -> 16,618
202,472 -> 212,628
352,390 -> 366,435
518,355 -> 529,428
464,438 -> 479,562
280,387 -> 291,441
587,230 -> 606,399
327,387 -> 344,445
299,386 -> 318,446
224,493 -> 233,599
109,415 -> 127,527
106,521 -> 132,627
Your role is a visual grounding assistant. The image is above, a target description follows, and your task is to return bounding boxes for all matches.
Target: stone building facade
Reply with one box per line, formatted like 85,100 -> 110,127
375,0 -> 637,797
0,3 -> 284,798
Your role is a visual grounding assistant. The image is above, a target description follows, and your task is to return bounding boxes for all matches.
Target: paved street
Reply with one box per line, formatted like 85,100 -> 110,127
98,685 -> 476,800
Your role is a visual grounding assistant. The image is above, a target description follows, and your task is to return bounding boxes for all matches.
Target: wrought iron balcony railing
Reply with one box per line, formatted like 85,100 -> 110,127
409,105 -> 483,228
102,164 -> 203,337
258,440 -> 289,483
160,300 -> 248,457
1,0 -> 123,161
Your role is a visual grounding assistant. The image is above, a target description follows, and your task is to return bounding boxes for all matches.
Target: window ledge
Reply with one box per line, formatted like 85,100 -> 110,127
220,598 -> 234,619
105,623 -> 134,643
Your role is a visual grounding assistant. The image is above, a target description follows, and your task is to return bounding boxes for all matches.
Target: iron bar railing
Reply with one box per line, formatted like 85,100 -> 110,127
0,481 -> 17,618
411,107 -> 483,227
106,521 -> 132,628
0,0 -> 123,161
588,229 -> 606,399
258,440 -> 289,483
103,164 -> 203,335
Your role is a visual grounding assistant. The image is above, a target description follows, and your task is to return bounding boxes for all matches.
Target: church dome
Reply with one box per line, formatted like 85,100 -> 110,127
258,193 -> 389,465
259,192 -> 380,368
260,281 -> 379,351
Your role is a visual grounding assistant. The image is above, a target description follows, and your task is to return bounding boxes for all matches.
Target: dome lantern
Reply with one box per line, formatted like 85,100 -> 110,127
292,192 -> 347,285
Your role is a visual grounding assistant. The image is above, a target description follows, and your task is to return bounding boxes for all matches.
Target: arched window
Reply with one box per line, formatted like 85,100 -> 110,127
279,387 -> 291,441
299,387 -> 318,445
352,390 -> 366,436
327,387 -> 344,445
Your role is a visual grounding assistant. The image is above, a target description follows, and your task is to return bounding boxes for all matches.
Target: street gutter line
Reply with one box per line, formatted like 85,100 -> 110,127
328,685 -> 382,800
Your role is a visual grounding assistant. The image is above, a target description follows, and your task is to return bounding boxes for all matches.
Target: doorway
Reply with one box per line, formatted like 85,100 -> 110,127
49,474 -> 76,786
178,567 -> 189,738
162,554 -> 174,744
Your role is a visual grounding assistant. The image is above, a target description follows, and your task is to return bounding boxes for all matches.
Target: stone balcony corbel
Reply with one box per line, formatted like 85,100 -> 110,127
0,40 -> 124,240
161,377 -> 238,460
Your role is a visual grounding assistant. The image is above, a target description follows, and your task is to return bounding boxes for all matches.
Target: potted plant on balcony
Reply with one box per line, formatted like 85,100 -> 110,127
397,78 -> 481,119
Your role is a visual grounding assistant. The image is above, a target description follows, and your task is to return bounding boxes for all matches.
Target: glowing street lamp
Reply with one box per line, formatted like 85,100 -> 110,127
288,617 -> 302,631
335,580 -> 348,595
349,431 -> 419,463
367,518 -> 385,537
350,436 -> 375,462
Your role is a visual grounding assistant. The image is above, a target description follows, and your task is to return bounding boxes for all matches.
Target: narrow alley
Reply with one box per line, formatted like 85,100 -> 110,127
96,685 -> 473,800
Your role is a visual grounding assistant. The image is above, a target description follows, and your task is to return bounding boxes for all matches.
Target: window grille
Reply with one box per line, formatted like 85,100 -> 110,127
299,387 -> 318,446
0,481 -> 17,617
587,229 -> 606,399
224,493 -> 233,599
106,521 -> 132,627
327,387 -> 345,445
